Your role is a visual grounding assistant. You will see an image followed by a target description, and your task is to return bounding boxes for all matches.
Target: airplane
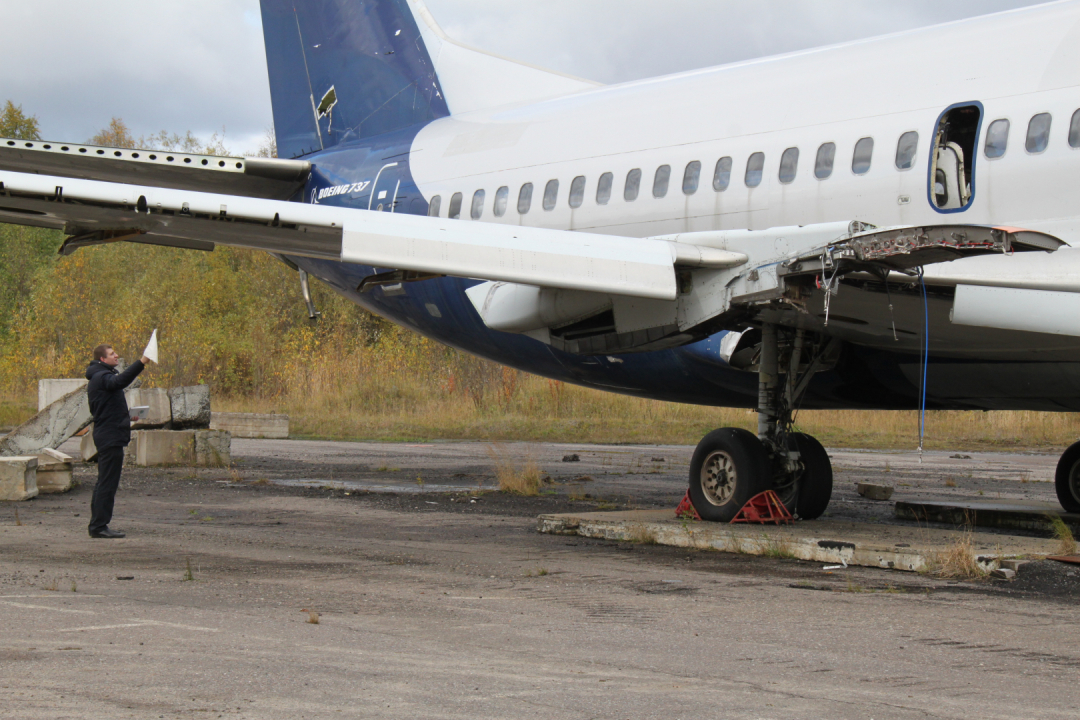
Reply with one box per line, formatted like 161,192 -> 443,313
3,0 -> 1080,521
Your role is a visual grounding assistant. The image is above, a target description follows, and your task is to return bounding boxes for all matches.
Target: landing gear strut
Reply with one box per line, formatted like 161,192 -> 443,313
689,324 -> 835,522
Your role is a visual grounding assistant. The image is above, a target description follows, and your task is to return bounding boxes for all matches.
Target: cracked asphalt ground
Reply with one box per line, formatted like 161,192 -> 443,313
1,440 -> 1078,719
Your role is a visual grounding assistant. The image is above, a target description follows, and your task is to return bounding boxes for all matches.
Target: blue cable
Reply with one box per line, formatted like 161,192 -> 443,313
918,268 -> 929,453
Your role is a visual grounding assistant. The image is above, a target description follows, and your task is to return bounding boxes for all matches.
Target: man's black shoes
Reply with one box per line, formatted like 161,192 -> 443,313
89,527 -> 126,539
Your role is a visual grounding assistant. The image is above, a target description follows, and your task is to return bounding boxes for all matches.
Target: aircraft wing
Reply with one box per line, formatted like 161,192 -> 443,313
0,138 -> 310,201
0,164 -> 1065,355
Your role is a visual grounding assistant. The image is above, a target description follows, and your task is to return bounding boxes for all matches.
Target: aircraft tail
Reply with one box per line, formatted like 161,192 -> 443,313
260,0 -> 599,159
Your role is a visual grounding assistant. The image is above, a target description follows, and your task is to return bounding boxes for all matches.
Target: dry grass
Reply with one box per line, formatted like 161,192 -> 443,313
1046,515 -> 1078,556
927,527 -> 990,579
487,444 -> 542,496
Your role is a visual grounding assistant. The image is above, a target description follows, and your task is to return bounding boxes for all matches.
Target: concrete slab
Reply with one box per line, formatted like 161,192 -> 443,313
126,387 -> 171,428
895,499 -> 1080,534
0,456 -> 39,501
169,385 -> 210,428
194,429 -> 231,467
34,448 -> 73,493
135,430 -> 196,467
210,412 -> 288,439
37,379 -> 87,411
537,509 -> 1059,572
0,384 -> 91,457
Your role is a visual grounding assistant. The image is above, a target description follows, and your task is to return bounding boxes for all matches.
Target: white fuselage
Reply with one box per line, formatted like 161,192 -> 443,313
410,0 -> 1080,268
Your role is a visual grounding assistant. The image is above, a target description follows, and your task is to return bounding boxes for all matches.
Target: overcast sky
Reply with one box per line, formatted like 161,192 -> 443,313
0,0 -> 1053,154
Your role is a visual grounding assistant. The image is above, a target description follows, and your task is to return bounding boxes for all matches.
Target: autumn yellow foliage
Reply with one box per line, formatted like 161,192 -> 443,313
3,224 -> 1080,449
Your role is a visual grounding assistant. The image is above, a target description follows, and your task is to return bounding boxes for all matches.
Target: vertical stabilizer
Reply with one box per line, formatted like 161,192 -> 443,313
261,0 -> 450,159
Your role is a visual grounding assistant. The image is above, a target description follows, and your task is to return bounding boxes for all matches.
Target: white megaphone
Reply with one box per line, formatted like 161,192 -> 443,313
143,329 -> 158,364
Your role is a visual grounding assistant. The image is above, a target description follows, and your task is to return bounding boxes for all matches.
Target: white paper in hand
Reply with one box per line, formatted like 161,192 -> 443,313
143,328 -> 158,364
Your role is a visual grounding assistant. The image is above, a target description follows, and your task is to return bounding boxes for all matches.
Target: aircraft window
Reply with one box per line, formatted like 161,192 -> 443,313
814,143 -> 835,179
682,161 -> 701,195
1026,113 -> 1052,153
428,195 -> 441,217
470,189 -> 485,220
895,131 -> 919,170
852,137 -> 874,174
653,165 -> 671,198
778,147 -> 799,184
493,186 -> 508,217
569,175 -> 586,208
596,172 -> 613,204
744,152 -> 765,188
712,157 -> 732,191
543,179 -> 559,211
448,192 -> 463,219
1071,110 -> 1080,148
517,183 -> 533,214
984,119 -> 1009,158
624,168 -> 642,201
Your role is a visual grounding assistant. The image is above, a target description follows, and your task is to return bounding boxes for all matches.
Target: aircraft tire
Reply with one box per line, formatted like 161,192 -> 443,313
1054,440 -> 1080,514
688,427 -> 771,522
791,433 -> 833,520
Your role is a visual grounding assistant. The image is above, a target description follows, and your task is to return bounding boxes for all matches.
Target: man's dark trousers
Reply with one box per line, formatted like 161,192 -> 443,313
89,446 -> 125,534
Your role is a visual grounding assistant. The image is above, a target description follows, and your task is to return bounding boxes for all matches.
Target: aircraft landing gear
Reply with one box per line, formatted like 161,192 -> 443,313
1054,441 -> 1080,513
688,324 -> 836,522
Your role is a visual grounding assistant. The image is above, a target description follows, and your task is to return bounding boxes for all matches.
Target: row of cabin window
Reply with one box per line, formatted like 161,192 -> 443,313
985,109 -> 1080,157
427,109 -> 1080,220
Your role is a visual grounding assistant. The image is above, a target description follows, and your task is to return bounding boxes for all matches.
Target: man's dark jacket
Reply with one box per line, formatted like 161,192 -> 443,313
85,359 -> 144,450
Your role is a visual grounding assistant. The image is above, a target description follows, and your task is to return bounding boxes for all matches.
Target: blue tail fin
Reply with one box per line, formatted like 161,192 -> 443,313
260,0 -> 450,159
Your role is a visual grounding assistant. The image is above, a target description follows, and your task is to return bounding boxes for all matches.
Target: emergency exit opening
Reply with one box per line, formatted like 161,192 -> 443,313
929,103 -> 981,212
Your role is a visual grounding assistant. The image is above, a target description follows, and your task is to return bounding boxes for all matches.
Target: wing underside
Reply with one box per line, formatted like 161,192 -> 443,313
0,161 -> 1070,361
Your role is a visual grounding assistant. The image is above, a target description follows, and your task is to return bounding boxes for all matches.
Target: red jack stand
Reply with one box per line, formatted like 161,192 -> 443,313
730,490 -> 793,525
674,490 -> 701,520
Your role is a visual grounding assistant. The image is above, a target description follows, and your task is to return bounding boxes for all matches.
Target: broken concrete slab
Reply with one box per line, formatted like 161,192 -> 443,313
0,456 -> 39,501
126,387 -> 171,428
991,568 -> 1016,580
999,558 -> 1030,572
210,412 -> 288,439
0,385 -> 91,457
857,482 -> 894,501
537,509 -> 1057,573
38,379 -> 87,411
135,430 -> 196,467
35,448 -> 73,493
195,429 -> 231,467
169,386 -> 211,428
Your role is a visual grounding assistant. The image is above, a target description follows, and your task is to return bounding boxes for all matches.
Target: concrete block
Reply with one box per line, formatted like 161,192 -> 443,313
169,386 -> 211,428
125,387 -> 171,428
38,379 -> 88,411
195,430 -> 231,467
999,559 -> 1030,572
35,448 -> 73,493
0,385 -> 91,457
991,568 -> 1016,580
80,427 -> 98,462
0,457 -> 39,501
135,430 -> 196,467
124,431 -> 141,464
857,482 -> 894,501
210,412 -> 289,439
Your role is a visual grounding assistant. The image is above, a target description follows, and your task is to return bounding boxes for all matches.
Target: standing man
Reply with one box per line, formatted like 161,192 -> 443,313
85,344 -> 151,539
